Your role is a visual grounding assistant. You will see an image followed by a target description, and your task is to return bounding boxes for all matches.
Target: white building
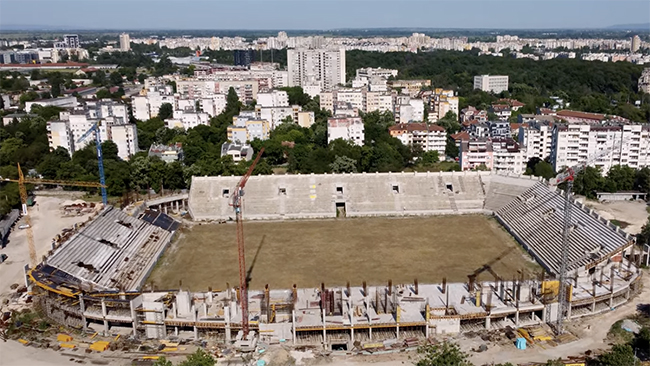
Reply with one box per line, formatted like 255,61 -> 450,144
551,123 -> 650,174
257,90 -> 289,107
47,101 -> 138,160
287,48 -> 346,96
131,89 -> 176,121
327,117 -> 364,146
119,33 -> 131,52
320,88 -> 393,115
473,75 -> 509,94
388,123 -> 447,157
221,142 -> 254,162
355,67 -> 398,80
63,34 -> 79,49
297,111 -> 315,128
518,121 -> 554,161
639,68 -> 650,94
200,94 -> 227,117
396,98 -> 425,123
227,114 -> 270,143
491,137 -> 526,174
256,105 -> 301,129
110,124 -> 139,160
166,109 -> 210,130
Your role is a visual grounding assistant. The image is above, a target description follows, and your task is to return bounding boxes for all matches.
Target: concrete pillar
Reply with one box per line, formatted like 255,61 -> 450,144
174,201 -> 179,212
396,323 -> 400,340
369,326 -> 373,340
79,295 -> 87,332
172,302 -> 177,318
515,309 -> 520,326
225,306 -> 231,342
292,310 -> 297,345
164,204 -> 168,214
175,327 -> 178,336
566,302 -> 572,320
129,299 -> 137,338
322,308 -> 326,348
542,306 -> 547,323
192,305 -> 198,339
101,299 -> 109,334
485,316 -> 491,330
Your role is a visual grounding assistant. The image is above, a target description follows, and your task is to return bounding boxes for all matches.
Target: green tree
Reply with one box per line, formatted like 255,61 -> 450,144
96,89 -> 112,99
604,165 -> 636,192
279,86 -> 312,106
445,137 -> 459,159
92,70 -> 107,86
437,111 -> 460,134
152,356 -> 173,366
225,87 -> 241,115
109,71 -> 123,86
158,103 -> 174,120
533,161 -> 555,180
420,150 -> 440,165
178,348 -> 215,366
414,342 -> 473,366
573,166 -> 604,198
596,344 -> 637,366
329,155 -> 358,173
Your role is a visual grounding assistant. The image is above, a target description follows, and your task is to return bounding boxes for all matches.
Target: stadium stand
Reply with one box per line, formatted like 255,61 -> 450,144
496,183 -> 632,275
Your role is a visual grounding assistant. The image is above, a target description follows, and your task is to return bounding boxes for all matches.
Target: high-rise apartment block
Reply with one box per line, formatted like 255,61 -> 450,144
631,35 -> 641,53
119,33 -> 131,52
473,75 -> 509,94
287,48 -> 346,96
63,34 -> 80,49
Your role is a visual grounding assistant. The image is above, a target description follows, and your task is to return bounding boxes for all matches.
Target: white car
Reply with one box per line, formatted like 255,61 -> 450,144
18,224 -> 30,230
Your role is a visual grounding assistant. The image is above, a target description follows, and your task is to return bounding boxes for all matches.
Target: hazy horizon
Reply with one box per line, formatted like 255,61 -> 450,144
0,0 -> 649,31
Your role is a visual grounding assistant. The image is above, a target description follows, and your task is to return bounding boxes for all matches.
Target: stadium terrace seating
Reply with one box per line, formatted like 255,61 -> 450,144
496,183 -> 630,274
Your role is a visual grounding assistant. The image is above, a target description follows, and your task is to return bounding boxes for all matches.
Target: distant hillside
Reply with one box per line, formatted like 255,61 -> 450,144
607,23 -> 650,31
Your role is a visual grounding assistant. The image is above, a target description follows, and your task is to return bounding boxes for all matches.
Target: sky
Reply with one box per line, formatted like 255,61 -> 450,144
0,0 -> 649,30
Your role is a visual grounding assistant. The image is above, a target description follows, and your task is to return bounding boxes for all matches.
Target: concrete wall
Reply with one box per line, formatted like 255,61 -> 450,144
188,171 -> 541,221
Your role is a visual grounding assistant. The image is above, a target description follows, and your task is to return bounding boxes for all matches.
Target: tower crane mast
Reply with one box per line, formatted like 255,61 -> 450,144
77,122 -> 107,205
231,148 -> 264,336
551,133 -> 632,335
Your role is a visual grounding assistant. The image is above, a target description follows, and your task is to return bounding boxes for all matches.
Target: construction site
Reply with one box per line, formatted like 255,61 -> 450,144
0,168 -> 648,365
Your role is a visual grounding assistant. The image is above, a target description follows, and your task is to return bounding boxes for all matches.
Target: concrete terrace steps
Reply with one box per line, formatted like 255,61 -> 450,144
496,183 -> 630,275
189,171 -> 543,221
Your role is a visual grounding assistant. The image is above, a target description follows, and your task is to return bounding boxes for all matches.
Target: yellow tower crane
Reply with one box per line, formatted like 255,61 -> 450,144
0,163 -> 106,267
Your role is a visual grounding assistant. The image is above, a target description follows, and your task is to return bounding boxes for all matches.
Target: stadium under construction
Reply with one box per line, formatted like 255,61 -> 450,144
27,171 -> 645,349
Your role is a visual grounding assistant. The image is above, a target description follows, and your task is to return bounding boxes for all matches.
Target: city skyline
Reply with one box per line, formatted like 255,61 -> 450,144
0,0 -> 649,31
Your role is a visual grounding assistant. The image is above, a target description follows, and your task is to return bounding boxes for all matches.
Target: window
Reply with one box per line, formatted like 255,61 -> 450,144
222,189 -> 230,197
336,186 -> 343,194
392,185 -> 400,193
446,184 -> 453,192
279,187 -> 287,195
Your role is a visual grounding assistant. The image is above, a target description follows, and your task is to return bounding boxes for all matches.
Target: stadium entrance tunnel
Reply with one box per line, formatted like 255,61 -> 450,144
336,202 -> 346,218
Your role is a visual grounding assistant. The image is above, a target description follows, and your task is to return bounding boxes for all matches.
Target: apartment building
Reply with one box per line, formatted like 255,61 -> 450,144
119,33 -> 131,52
166,109 -> 210,130
473,75 -> 509,94
518,121 -> 554,160
327,117 -> 365,146
428,88 -> 459,122
355,67 -> 398,80
388,123 -> 446,157
149,143 -> 184,163
227,114 -> 270,143
257,90 -> 289,107
221,142 -> 254,162
256,105 -> 301,128
319,88 -> 393,114
47,101 -> 138,160
287,48 -> 346,95
551,123 -> 650,174
132,88 -> 175,121
388,79 -> 431,97
396,98 -> 425,123
491,138 -> 526,174
460,139 -> 493,171
297,111 -> 315,128
200,95 -> 227,117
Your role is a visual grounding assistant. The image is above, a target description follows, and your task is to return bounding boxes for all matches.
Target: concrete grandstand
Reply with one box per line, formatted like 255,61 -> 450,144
26,172 -> 644,349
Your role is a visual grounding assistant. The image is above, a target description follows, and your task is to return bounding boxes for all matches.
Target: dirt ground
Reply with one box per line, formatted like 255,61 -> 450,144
582,198 -> 649,235
147,215 -> 540,291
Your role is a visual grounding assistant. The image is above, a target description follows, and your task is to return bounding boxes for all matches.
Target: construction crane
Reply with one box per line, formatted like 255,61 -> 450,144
551,133 -> 633,335
0,163 -> 105,267
231,148 -> 264,336
77,122 -> 108,205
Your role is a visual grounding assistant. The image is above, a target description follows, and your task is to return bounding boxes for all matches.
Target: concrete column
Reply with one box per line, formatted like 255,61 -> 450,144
175,201 -> 179,212
164,204 -> 168,214
515,309 -> 520,326
566,302 -> 572,320
369,326 -> 373,340
292,310 -> 297,345
175,327 -> 178,336
485,316 -> 491,330
322,308 -> 326,348
396,324 -> 400,340
172,303 -> 177,318
101,299 -> 109,334
192,305 -> 198,339
542,306 -> 547,323
225,306 -> 231,342
129,299 -> 136,337
79,295 -> 87,332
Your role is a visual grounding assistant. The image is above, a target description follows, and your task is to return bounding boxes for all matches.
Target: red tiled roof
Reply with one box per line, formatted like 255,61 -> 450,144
0,62 -> 89,68
451,131 -> 470,141
556,109 -> 605,120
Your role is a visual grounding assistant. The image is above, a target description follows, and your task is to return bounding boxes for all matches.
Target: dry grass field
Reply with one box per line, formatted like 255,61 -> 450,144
147,215 -> 541,291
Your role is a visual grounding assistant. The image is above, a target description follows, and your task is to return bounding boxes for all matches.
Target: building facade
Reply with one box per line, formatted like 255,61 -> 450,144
287,48 -> 346,95
473,75 -> 509,94
388,123 -> 446,157
327,117 -> 365,146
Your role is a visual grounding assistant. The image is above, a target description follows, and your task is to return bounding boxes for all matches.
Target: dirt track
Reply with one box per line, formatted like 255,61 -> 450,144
147,215 -> 540,291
